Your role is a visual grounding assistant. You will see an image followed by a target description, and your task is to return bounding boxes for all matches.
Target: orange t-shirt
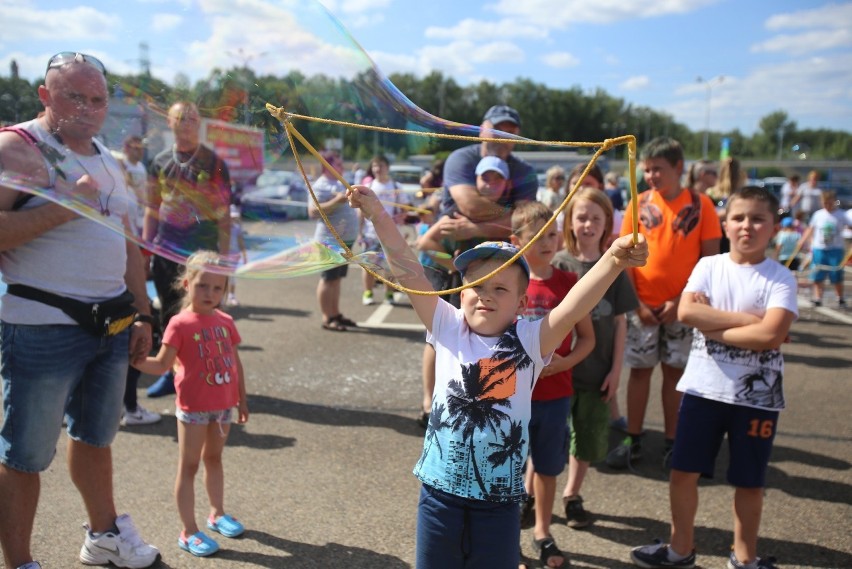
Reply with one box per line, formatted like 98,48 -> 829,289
621,188 -> 721,307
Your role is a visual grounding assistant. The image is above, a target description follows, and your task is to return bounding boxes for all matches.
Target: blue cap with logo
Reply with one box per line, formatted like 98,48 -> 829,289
453,241 -> 530,280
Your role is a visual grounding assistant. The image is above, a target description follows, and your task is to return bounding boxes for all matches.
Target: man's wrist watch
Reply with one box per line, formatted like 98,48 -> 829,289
134,314 -> 157,325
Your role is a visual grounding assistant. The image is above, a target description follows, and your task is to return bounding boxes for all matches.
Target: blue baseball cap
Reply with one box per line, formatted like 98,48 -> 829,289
781,217 -> 794,228
483,105 -> 521,127
453,241 -> 530,280
475,156 -> 510,179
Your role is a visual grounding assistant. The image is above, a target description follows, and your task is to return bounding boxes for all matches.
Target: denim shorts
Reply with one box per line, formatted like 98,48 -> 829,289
0,323 -> 129,473
416,484 -> 520,569
528,397 -> 570,476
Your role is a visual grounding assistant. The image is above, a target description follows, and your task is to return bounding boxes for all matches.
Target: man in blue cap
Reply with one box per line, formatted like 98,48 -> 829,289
418,105 -> 538,427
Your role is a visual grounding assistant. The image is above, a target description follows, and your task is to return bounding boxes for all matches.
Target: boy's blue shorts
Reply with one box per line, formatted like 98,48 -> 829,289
811,248 -> 844,284
672,393 -> 779,488
416,484 -> 520,569
528,397 -> 570,476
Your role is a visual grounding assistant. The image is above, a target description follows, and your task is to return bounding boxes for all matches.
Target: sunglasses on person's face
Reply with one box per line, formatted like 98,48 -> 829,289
46,52 -> 107,76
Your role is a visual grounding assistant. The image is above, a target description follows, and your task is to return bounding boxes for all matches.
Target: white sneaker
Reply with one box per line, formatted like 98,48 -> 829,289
80,514 -> 160,568
121,405 -> 161,426
16,562 -> 42,569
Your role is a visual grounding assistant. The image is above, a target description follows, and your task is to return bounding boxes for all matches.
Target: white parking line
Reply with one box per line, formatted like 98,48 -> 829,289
797,295 -> 852,325
359,303 -> 426,332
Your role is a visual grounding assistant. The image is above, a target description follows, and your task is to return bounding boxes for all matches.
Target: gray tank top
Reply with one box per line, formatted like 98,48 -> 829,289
1,119 -> 130,325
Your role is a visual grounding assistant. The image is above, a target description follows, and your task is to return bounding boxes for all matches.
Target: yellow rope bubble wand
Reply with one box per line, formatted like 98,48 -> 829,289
268,104 -> 640,296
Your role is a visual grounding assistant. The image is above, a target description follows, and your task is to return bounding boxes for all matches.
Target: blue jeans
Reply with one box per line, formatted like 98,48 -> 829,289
416,485 -> 520,569
0,323 -> 129,472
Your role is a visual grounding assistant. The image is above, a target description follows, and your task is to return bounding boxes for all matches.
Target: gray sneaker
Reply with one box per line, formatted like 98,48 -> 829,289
606,435 -> 642,470
727,551 -> 779,569
630,540 -> 695,568
16,563 -> 42,569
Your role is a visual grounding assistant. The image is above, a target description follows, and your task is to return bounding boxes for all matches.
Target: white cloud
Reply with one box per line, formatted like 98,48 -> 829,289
370,39 -> 525,79
1,4 -> 120,41
620,75 -> 650,91
669,52 -> 852,133
151,13 -> 183,32
751,29 -> 852,56
137,0 -> 193,7
341,13 -> 386,28
489,0 -> 720,28
765,2 -> 852,31
425,18 -> 546,41
541,51 -> 580,68
321,0 -> 393,12
183,0 -> 373,80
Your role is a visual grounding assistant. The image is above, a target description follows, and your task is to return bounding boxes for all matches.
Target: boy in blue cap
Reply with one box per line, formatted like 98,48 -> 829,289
347,183 -> 647,569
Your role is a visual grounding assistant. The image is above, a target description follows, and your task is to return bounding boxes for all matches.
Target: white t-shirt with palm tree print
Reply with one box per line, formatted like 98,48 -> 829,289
414,299 -> 550,503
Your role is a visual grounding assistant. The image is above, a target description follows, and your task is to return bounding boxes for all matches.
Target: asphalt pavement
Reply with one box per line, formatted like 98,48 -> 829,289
13,219 -> 852,569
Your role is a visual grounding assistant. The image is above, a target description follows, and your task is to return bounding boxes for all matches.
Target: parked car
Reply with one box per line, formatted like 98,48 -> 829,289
762,177 -> 786,198
833,185 -> 852,210
240,170 -> 308,220
389,164 -> 424,195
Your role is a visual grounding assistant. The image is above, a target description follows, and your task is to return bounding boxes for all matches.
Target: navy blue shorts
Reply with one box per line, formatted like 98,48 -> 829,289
416,485 -> 520,569
672,393 -> 779,488
528,397 -> 570,476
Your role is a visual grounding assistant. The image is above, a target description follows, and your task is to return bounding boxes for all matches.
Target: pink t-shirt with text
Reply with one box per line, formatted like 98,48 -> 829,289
163,309 -> 242,412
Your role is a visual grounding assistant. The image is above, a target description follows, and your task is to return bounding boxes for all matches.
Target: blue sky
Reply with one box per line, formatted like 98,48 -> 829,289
2,0 -> 851,135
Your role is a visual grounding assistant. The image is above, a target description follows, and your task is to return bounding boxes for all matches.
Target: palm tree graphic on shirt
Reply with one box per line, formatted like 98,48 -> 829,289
440,323 -> 533,497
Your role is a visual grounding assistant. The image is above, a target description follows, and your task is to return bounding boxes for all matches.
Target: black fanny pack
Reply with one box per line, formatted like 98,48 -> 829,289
7,284 -> 137,337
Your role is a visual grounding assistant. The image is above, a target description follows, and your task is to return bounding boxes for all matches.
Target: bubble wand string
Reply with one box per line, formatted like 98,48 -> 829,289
271,105 -> 639,296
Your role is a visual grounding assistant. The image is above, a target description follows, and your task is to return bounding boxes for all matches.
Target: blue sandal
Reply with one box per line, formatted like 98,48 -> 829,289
178,531 -> 219,557
207,514 -> 245,538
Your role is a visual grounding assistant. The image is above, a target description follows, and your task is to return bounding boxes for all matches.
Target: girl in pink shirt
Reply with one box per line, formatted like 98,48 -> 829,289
134,250 -> 248,557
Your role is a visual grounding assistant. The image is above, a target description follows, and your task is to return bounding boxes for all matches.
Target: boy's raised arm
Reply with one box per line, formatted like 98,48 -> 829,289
348,185 -> 438,331
540,234 -> 647,356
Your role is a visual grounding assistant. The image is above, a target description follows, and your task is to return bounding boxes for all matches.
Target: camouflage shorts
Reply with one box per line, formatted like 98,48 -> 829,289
624,311 -> 692,369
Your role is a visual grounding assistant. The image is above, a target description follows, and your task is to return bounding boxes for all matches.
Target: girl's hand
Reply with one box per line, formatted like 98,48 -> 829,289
347,185 -> 384,220
237,401 -> 249,424
610,234 -> 648,268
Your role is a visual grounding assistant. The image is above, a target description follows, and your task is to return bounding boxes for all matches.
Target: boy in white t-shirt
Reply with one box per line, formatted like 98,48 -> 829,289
801,190 -> 848,307
631,186 -> 798,569
347,183 -> 647,569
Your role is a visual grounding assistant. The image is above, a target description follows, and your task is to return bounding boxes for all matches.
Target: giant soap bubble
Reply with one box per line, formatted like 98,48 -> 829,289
0,0 -> 636,288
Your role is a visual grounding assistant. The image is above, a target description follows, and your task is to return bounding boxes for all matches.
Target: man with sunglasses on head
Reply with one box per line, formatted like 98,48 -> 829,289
608,137 -> 721,472
0,52 -> 160,569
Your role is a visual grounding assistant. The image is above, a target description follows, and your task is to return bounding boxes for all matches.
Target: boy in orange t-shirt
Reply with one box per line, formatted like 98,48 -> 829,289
607,137 -> 721,471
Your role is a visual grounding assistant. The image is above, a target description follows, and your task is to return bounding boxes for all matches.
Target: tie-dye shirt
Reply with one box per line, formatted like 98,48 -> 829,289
414,299 -> 549,503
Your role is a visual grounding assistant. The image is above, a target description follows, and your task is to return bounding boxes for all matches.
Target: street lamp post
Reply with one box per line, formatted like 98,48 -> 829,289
696,75 -> 724,158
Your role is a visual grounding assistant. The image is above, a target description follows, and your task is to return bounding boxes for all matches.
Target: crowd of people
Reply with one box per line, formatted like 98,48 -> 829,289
0,52 -> 850,569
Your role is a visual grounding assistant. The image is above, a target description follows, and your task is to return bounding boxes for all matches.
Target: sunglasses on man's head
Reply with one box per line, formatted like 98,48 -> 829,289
46,52 -> 107,76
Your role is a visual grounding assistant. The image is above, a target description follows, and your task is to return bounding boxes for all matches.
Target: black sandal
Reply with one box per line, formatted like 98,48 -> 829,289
531,536 -> 566,568
335,314 -> 358,327
321,315 -> 347,331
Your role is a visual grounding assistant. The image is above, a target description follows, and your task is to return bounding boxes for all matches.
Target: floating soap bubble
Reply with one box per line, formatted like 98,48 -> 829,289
0,0 -> 636,289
